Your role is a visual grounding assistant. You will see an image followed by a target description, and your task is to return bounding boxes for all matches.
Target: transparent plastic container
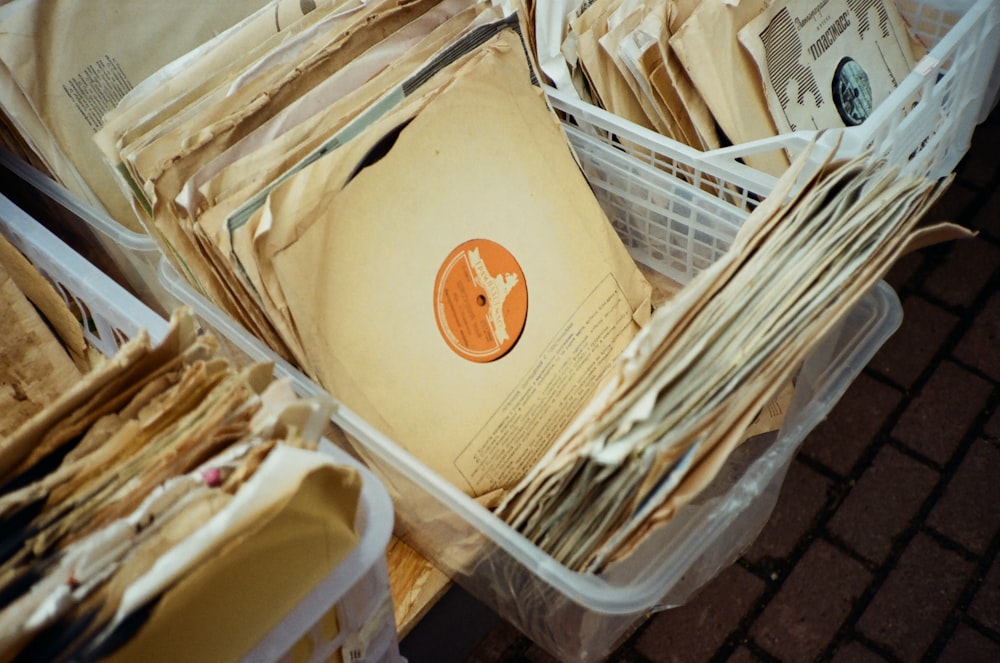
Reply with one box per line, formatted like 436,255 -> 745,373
0,192 -> 402,663
153,130 -> 904,661
0,148 -> 168,316
549,0 -> 1000,209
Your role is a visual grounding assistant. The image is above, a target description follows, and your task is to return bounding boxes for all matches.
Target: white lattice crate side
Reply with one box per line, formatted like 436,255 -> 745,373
898,0 -> 963,43
568,125 -> 744,284
847,0 -> 1000,178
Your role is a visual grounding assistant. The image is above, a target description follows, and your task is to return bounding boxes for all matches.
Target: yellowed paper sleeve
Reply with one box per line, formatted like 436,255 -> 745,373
669,0 -> 789,175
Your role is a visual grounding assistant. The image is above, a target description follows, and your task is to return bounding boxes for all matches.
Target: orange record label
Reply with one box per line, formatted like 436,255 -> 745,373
434,239 -> 527,363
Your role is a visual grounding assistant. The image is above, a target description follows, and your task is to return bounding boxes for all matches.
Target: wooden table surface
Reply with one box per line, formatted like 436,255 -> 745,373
386,537 -> 452,638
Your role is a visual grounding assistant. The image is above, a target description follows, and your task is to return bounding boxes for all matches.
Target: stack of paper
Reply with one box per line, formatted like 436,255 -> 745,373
98,1 -> 656,500
0,230 -> 94,437
528,0 -> 921,175
0,308 -> 363,661
495,140 -> 970,571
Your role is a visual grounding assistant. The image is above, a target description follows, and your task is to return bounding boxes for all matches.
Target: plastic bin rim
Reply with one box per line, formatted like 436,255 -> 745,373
0,147 -> 157,252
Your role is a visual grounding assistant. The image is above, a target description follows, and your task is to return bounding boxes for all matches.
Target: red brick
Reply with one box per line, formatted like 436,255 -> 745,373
857,533 -> 975,662
973,185 -> 1000,241
953,292 -> 1000,381
924,237 -> 1000,309
884,251 -> 924,291
985,408 -> 1000,442
801,374 -> 903,476
870,296 -> 958,388
892,361 -> 993,465
830,640 -> 890,663
927,439 -> 1000,554
937,624 -> 1000,663
524,642 -> 561,663
635,564 -> 765,663
724,646 -> 764,663
827,445 -> 939,563
744,460 -> 833,564
920,181 -> 979,230
969,552 -> 1000,632
958,121 -> 1000,189
750,540 -> 871,662
464,621 -> 523,662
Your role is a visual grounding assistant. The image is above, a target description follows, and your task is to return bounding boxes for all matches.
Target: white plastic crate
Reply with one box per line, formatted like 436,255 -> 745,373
152,132 -> 904,660
0,192 -> 402,663
549,0 -> 1000,209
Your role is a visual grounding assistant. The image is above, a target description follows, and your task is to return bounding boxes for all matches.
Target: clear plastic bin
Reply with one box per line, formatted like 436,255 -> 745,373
0,147 -> 168,316
549,0 -> 1000,209
152,129 -> 904,660
0,192 -> 403,663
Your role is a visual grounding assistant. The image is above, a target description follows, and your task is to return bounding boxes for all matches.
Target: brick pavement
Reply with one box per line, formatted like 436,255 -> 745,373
402,101 -> 1000,663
